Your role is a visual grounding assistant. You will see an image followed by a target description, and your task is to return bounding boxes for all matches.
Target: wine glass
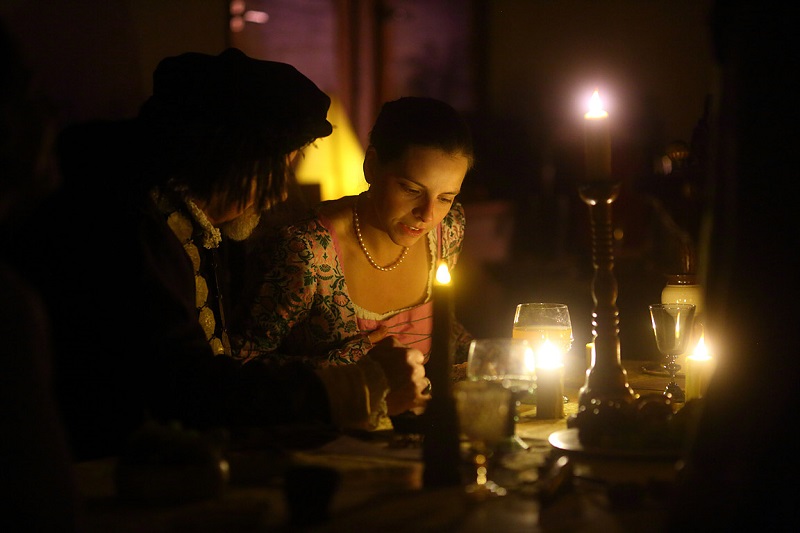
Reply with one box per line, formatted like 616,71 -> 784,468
453,380 -> 512,499
512,303 -> 573,407
512,303 -> 574,357
467,338 -> 535,452
649,303 -> 696,402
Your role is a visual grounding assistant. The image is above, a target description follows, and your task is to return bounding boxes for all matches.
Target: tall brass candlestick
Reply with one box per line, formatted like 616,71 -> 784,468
572,91 -> 636,437
422,262 -> 461,487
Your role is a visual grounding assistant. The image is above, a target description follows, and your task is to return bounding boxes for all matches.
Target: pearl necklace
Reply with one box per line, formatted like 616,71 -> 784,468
353,199 -> 409,272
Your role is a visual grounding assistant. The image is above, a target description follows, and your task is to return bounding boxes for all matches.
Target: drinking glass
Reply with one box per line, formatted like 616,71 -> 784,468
453,380 -> 512,499
513,303 -> 573,409
467,338 -> 535,451
512,302 -> 574,358
649,303 -> 696,402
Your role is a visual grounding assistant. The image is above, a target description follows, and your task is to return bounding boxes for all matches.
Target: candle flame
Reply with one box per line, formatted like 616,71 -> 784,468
524,345 -> 536,373
435,262 -> 451,285
690,333 -> 712,360
585,89 -> 608,119
537,340 -> 563,369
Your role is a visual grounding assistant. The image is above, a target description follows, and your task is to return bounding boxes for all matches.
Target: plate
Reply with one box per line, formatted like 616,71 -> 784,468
548,428 -> 681,461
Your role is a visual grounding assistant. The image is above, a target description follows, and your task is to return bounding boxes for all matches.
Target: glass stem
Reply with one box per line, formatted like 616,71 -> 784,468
665,354 -> 680,379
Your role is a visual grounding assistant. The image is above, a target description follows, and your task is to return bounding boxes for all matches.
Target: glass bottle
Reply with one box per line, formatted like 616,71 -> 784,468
661,274 -> 704,315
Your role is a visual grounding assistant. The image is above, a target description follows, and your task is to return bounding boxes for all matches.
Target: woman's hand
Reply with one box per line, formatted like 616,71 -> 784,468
367,336 -> 430,415
365,325 -> 390,346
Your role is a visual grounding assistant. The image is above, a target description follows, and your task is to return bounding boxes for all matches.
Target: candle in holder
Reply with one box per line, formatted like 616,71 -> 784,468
422,261 -> 460,487
535,340 -> 565,419
584,89 -> 611,181
574,86 -> 637,434
431,262 -> 453,370
685,334 -> 716,402
585,341 -> 595,371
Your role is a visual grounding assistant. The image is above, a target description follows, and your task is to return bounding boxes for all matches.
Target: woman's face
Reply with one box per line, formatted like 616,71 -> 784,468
365,145 -> 468,248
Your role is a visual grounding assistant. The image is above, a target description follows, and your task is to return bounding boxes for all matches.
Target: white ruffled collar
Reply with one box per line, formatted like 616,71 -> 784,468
182,197 -> 222,249
152,186 -> 221,249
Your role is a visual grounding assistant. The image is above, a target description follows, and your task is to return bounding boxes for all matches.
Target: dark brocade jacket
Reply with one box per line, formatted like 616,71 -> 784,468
9,120 -> 332,461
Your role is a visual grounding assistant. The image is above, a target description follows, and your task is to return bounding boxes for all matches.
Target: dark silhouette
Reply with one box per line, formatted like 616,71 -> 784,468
670,3 -> 800,530
1,19 -> 82,532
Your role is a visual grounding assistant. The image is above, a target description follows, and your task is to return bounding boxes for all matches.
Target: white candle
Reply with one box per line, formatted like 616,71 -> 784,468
524,344 -> 537,374
430,262 -> 453,388
422,261 -> 460,487
584,89 -> 611,181
585,341 -> 595,371
536,341 -> 565,419
685,335 -> 716,402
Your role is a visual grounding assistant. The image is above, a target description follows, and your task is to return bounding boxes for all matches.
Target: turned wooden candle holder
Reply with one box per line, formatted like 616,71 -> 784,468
570,180 -> 637,435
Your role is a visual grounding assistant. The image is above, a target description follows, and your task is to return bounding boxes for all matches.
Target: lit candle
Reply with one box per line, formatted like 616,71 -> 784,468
584,89 -> 611,181
430,262 -> 453,384
684,334 -> 716,402
524,344 -> 537,375
535,340 -> 565,419
585,341 -> 595,371
422,261 -> 460,487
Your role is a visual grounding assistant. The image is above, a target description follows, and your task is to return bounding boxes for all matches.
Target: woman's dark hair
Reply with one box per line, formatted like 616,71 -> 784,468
368,96 -> 474,169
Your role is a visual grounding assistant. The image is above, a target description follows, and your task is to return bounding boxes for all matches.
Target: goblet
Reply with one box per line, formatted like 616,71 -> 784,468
467,338 -> 535,451
649,303 -> 696,402
512,302 -> 574,361
512,303 -> 573,408
453,380 -> 512,499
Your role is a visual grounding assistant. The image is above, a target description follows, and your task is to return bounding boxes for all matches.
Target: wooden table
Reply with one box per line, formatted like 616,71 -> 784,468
74,358 -> 681,532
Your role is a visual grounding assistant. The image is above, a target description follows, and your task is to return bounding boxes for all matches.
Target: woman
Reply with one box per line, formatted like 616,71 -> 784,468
235,96 -> 474,370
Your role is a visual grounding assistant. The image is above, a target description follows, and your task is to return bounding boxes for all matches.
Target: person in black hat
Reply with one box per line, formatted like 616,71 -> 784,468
11,48 -> 430,462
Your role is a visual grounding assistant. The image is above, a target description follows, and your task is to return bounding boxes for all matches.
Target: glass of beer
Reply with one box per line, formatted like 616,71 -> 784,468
512,302 -> 573,366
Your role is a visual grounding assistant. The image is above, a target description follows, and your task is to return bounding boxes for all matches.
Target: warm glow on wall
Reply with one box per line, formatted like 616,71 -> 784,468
295,95 -> 367,202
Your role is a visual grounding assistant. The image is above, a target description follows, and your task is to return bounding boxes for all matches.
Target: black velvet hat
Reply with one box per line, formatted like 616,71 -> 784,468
139,48 -> 332,150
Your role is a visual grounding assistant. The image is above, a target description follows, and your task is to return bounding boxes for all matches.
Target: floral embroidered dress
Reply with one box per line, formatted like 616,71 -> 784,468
235,199 -> 473,366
